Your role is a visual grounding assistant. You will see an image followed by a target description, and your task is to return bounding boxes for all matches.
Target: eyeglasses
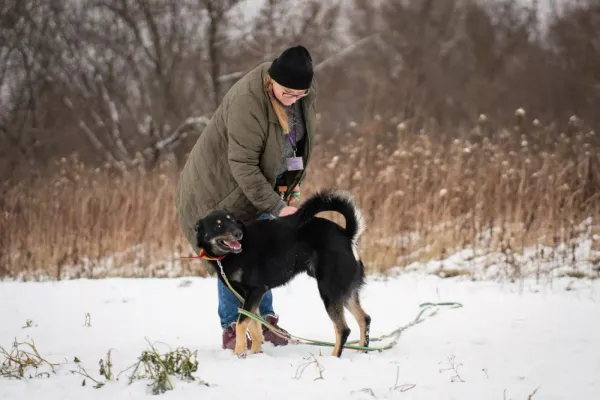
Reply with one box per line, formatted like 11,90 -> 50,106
281,89 -> 309,99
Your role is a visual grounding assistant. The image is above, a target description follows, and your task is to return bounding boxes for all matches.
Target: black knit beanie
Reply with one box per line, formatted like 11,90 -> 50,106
268,45 -> 313,90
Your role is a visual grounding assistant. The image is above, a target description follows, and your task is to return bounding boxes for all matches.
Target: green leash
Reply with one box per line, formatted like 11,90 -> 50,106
216,259 -> 463,352
348,301 -> 464,349
239,301 -> 463,352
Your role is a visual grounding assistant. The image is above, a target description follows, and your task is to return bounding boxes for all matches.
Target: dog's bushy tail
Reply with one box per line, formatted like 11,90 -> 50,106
295,189 -> 366,258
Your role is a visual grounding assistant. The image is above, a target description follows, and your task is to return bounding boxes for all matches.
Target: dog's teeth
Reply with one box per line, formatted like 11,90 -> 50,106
224,240 -> 241,250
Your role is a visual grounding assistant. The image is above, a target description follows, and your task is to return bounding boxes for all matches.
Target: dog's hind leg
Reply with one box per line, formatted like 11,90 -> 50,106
234,288 -> 266,357
345,290 -> 371,351
326,300 -> 351,358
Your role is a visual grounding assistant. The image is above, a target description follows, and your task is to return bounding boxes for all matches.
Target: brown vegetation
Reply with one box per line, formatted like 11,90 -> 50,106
1,0 -> 599,280
2,112 -> 599,280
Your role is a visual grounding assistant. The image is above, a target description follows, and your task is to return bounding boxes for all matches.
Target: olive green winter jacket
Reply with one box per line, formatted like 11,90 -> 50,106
175,62 -> 317,253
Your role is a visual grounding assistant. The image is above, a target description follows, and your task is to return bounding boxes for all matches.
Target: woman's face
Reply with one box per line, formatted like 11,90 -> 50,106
272,80 -> 309,107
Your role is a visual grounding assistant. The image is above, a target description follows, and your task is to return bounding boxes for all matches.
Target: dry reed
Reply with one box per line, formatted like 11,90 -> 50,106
1,113 -> 599,281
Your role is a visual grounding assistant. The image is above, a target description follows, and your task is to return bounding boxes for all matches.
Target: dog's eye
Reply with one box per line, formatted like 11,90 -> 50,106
216,219 -> 221,225
226,215 -> 231,219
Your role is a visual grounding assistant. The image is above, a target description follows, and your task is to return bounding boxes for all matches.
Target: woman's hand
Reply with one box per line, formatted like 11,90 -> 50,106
279,206 -> 298,216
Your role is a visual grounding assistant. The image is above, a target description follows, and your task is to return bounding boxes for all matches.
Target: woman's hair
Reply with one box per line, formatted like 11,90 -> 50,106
264,74 -> 290,133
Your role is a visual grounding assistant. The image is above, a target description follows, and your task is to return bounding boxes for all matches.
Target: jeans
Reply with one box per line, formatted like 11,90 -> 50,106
217,213 -> 276,329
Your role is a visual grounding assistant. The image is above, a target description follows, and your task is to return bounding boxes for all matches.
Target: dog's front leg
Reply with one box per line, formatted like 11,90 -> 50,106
248,317 -> 264,354
234,288 -> 266,357
234,317 -> 250,357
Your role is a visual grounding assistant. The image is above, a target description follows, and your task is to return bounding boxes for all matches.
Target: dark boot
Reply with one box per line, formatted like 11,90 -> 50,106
262,314 -> 289,346
222,323 -> 252,350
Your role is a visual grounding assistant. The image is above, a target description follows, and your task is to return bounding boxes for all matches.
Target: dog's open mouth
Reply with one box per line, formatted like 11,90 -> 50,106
218,239 -> 242,252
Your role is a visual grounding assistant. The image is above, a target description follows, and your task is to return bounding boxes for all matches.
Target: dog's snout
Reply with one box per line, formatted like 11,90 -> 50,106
233,229 -> 243,240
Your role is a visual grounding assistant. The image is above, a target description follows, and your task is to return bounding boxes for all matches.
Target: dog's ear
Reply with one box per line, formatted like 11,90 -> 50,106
194,219 -> 205,245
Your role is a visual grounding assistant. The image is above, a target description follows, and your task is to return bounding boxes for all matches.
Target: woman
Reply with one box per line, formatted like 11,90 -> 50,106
175,45 -> 317,350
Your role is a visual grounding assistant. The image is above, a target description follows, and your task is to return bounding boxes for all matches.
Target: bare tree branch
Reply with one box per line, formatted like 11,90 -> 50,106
314,33 -> 380,72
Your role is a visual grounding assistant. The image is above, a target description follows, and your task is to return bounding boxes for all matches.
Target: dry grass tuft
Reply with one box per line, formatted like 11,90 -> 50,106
0,339 -> 61,379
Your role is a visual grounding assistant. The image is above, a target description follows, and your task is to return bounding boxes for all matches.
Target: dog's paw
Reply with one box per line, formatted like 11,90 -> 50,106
235,350 -> 248,359
250,345 -> 263,354
331,347 -> 344,358
234,342 -> 248,358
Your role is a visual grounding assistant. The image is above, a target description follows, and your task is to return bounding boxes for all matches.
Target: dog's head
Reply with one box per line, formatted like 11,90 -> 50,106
194,210 -> 244,257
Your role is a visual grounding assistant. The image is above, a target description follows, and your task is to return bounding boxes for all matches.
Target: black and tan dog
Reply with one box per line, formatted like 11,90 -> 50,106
194,189 -> 371,358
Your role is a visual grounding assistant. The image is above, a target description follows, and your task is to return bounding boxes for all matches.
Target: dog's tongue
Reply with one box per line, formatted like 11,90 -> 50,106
224,240 -> 241,250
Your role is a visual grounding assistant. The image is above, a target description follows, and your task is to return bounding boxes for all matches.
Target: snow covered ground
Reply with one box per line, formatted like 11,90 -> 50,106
1,270 -> 599,399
